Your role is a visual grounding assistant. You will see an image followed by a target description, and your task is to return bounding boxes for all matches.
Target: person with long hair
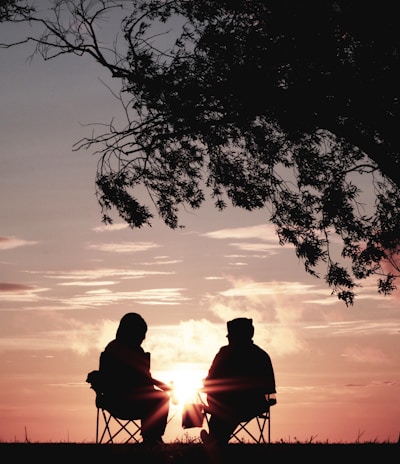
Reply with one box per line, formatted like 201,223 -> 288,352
99,312 -> 171,446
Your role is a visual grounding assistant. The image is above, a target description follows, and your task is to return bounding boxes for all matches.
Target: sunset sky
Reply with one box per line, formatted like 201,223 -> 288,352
0,7 -> 399,444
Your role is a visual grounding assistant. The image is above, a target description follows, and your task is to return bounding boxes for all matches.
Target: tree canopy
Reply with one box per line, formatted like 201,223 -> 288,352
0,0 -> 33,20
2,0 -> 400,305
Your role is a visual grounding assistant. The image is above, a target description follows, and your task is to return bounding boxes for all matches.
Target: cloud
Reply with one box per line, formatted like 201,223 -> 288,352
0,318 -> 222,370
203,224 -> 277,241
65,318 -> 228,380
218,280 -> 319,298
34,268 -> 173,281
0,283 -> 36,292
202,224 -> 291,258
342,345 -> 392,364
58,281 -> 118,287
0,267 -> 180,310
87,241 -> 161,253
93,223 -> 129,232
0,283 -> 48,302
0,317 -> 118,355
62,287 -> 190,309
304,319 -> 400,337
204,277 -> 310,357
228,242 -> 280,254
0,314 -> 127,356
147,320 -> 224,375
305,277 -> 396,306
0,236 -> 38,250
140,259 -> 182,266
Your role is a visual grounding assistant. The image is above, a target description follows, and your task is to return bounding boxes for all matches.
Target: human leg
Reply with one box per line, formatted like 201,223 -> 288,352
204,413 -> 237,445
140,390 -> 170,443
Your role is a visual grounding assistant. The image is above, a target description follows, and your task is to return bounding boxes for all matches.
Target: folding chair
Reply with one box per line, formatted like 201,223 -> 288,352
229,409 -> 271,444
87,370 -> 143,444
230,395 -> 276,444
202,395 -> 276,444
95,395 -> 142,444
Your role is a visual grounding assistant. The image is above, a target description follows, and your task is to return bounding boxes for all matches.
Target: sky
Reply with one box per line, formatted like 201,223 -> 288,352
0,5 -> 399,444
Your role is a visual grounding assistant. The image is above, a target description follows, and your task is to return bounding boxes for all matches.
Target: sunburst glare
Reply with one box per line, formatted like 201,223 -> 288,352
157,363 -> 206,407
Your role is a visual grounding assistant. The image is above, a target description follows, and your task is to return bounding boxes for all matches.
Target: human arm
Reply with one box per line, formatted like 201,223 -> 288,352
152,377 -> 172,391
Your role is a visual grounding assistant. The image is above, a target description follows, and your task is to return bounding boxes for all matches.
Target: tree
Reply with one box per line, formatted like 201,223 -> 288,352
1,0 -> 400,305
0,0 -> 33,21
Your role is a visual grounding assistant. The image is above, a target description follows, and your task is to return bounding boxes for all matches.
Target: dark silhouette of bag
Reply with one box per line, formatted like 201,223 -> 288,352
182,402 -> 204,428
86,370 -> 104,392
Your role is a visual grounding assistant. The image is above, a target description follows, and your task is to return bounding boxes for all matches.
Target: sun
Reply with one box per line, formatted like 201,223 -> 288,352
160,363 -> 206,407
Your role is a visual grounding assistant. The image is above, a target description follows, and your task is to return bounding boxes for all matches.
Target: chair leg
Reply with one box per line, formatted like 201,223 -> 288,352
201,404 -> 271,444
98,409 -> 114,444
97,409 -> 142,444
96,407 -> 100,444
96,408 -> 114,443
258,412 -> 271,444
230,413 -> 270,444
111,417 -> 141,443
232,421 -> 259,443
255,415 -> 267,444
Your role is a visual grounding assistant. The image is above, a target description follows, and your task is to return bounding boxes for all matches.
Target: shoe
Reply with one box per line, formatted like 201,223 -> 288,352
143,437 -> 164,447
200,429 -> 216,446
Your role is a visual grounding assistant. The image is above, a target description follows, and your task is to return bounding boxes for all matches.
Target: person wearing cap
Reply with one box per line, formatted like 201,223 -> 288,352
201,317 -> 276,445
98,312 -> 171,446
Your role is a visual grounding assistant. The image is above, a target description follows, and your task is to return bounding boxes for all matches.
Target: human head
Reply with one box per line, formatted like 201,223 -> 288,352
116,312 -> 147,346
227,317 -> 254,343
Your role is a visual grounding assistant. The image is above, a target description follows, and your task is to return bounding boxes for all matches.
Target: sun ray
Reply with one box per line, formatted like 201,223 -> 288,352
156,363 -> 207,407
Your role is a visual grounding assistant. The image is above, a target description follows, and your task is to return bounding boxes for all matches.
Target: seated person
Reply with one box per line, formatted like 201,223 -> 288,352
98,312 -> 171,446
201,317 -> 276,445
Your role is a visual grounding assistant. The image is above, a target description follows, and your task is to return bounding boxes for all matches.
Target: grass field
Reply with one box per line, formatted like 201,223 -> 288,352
1,442 -> 398,463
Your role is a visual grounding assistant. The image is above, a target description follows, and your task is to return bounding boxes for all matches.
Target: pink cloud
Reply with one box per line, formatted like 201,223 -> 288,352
0,236 -> 38,250
0,283 -> 36,292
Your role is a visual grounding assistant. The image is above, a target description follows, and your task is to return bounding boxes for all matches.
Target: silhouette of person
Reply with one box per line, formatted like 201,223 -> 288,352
201,317 -> 276,445
99,312 -> 171,445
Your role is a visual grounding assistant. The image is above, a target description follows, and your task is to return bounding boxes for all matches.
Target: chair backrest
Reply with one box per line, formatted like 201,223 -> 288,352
87,349 -> 151,404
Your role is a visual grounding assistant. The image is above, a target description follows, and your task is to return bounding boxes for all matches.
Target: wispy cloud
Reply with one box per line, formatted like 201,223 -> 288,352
0,236 -> 38,250
0,283 -> 36,292
218,280 -> 319,297
306,320 -> 400,336
139,259 -> 182,266
303,319 -> 400,343
203,224 -> 277,241
92,223 -> 129,232
0,317 -> 115,354
0,318 -> 222,368
228,242 -> 280,254
63,287 -> 190,309
341,345 -> 393,364
0,283 -> 48,302
87,241 -> 161,253
149,320 -> 223,373
58,281 -> 118,286
203,277 -> 312,357
202,224 -> 285,258
31,268 -> 173,281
